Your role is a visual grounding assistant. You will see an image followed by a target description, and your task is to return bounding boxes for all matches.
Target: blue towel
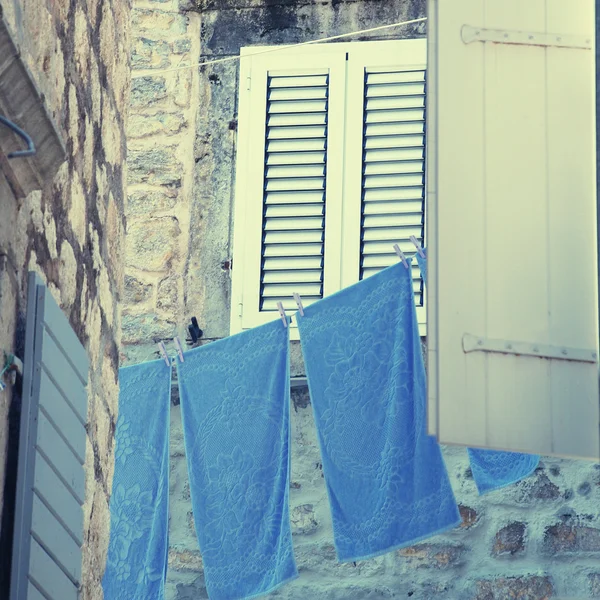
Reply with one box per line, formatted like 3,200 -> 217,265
177,319 -> 298,600
296,260 -> 461,562
415,250 -> 540,495
103,360 -> 172,600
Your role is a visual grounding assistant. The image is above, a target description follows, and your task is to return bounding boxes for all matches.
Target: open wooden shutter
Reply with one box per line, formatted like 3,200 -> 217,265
427,0 -> 599,458
343,40 -> 427,330
10,272 -> 89,599
231,47 -> 347,335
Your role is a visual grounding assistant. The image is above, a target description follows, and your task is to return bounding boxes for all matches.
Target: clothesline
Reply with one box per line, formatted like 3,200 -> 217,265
131,16 -> 427,78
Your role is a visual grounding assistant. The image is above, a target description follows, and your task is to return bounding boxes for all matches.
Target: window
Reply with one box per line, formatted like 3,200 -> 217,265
230,40 -> 427,339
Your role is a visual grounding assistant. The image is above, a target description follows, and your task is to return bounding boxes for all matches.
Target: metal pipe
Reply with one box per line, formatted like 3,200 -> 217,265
0,114 -> 36,158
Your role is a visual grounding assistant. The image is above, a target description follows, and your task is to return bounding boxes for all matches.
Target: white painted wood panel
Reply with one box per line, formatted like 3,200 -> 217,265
427,0 -> 599,458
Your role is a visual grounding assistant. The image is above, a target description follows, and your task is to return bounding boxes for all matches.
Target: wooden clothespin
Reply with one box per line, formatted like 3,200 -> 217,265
393,244 -> 409,269
158,342 -> 170,366
409,235 -> 426,259
276,302 -> 288,328
174,337 -> 185,363
293,293 -> 305,317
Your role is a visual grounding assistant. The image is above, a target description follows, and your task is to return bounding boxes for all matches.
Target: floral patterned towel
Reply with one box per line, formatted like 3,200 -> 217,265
415,250 -> 540,495
177,319 -> 298,600
296,259 -> 461,562
103,359 -> 172,600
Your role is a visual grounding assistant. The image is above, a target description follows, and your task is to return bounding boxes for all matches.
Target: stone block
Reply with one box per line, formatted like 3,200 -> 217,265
124,275 -> 153,305
458,505 -> 479,529
397,543 -> 466,569
129,112 -> 187,139
121,313 -> 177,344
126,217 -> 181,272
492,522 -> 526,556
290,503 -> 319,536
543,523 -> 600,554
168,547 -> 203,572
157,275 -> 179,313
130,76 -> 167,108
128,148 -> 183,187
173,38 -> 192,54
127,188 -> 179,216
132,9 -> 188,38
132,37 -> 172,70
473,575 -> 553,600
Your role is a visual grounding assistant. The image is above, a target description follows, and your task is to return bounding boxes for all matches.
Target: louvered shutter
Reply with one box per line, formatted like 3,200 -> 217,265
232,48 -> 347,334
342,40 -> 427,329
261,72 -> 328,312
10,272 -> 89,599
427,0 -> 599,458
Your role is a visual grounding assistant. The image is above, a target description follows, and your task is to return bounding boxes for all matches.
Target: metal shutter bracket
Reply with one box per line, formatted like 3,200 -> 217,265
463,334 -> 598,364
461,25 -> 592,50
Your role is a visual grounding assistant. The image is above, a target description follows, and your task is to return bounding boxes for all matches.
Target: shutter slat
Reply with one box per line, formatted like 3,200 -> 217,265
364,160 -> 424,176
263,256 -> 323,271
269,99 -> 328,114
265,190 -> 325,204
264,216 -> 324,231
266,164 -> 325,179
363,213 -> 423,229
362,226 -> 423,242
265,177 -> 325,191
266,151 -> 326,166
267,125 -> 327,140
366,108 -> 424,124
363,199 -> 423,215
263,242 -> 324,257
263,269 -> 322,283
260,71 -> 329,310
267,138 -> 327,153
366,70 -> 426,84
360,68 -> 426,298
366,96 -> 425,111
365,147 -> 424,162
262,297 -> 319,311
366,82 -> 425,97
269,74 -> 329,88
269,86 -> 328,101
265,203 -> 324,218
365,134 -> 425,150
364,187 -> 423,202
365,121 -> 425,137
264,229 -> 324,244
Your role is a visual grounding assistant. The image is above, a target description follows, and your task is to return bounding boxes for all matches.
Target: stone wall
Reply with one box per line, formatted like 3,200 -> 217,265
0,1 -> 130,598
123,1 -> 600,599
122,0 -> 201,367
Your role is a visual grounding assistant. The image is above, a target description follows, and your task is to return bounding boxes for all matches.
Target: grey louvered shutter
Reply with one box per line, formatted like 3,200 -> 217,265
10,272 -> 89,600
261,72 -> 329,312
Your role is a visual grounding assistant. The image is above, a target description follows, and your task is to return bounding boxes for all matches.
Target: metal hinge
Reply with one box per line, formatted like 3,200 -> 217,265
238,302 -> 243,319
463,334 -> 598,364
246,74 -> 251,91
461,25 -> 592,50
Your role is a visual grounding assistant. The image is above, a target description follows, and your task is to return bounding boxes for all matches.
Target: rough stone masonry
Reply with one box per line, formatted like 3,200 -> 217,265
123,0 -> 600,598
0,0 -> 130,599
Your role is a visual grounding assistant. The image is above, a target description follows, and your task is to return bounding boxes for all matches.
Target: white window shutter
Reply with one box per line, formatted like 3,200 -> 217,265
427,0 -> 599,458
343,40 -> 427,330
230,48 -> 347,335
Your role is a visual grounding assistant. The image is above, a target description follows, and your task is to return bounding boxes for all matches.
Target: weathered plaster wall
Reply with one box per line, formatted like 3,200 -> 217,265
123,1 -> 600,599
0,1 -> 130,598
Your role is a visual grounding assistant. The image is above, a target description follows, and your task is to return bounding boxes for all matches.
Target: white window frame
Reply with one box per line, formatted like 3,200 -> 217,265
231,40 -> 427,340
